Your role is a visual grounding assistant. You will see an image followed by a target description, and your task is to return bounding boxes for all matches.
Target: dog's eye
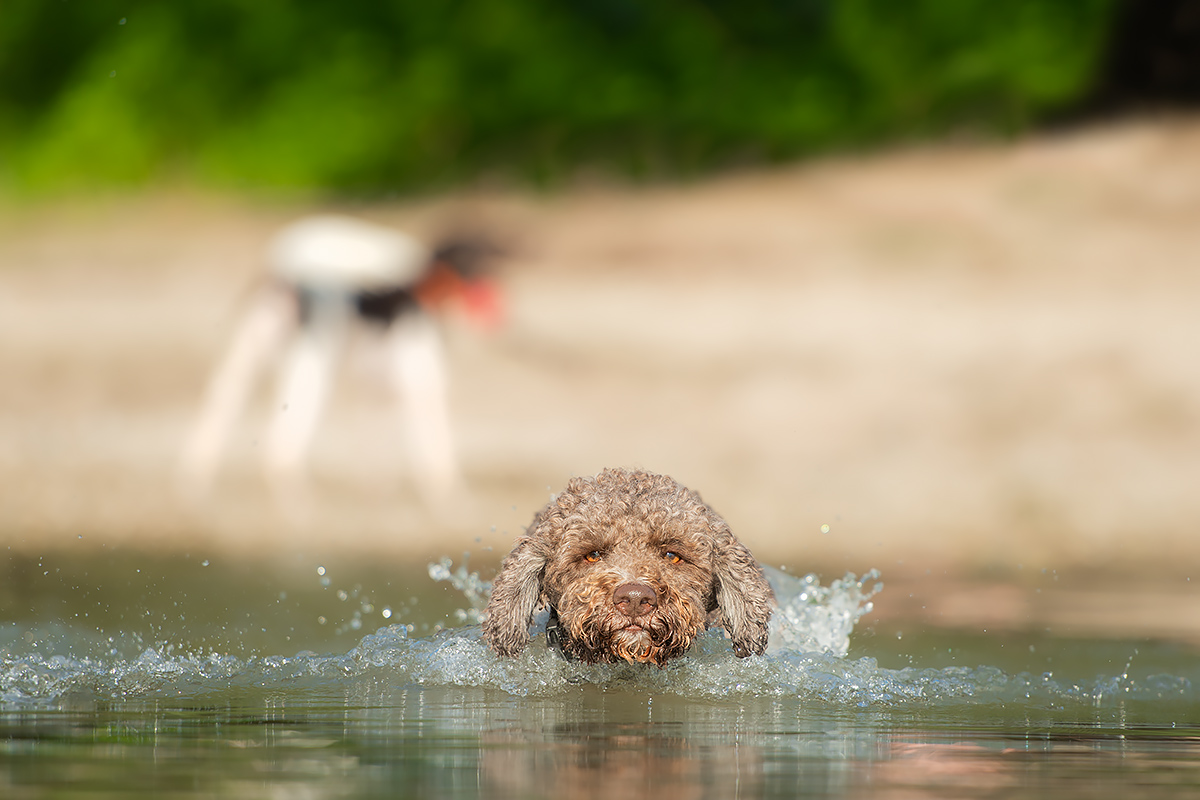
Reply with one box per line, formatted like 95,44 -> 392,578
584,551 -> 602,563
664,551 -> 683,564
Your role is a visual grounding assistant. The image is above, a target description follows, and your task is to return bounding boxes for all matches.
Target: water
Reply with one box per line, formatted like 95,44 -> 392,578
2,550 -> 1199,798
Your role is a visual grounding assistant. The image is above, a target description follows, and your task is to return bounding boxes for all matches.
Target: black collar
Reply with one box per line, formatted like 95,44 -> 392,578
545,606 -> 573,660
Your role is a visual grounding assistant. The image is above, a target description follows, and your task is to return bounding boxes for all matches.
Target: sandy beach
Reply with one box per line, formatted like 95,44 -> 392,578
3,118 -> 1200,590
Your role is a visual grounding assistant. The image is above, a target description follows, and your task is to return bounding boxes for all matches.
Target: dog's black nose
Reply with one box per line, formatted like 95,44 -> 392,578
613,583 -> 657,617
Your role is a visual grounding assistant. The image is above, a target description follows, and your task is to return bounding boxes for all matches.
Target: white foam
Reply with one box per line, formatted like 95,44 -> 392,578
1,564 -> 1195,709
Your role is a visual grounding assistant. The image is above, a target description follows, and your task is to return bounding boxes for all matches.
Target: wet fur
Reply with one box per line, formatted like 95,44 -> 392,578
482,468 -> 774,666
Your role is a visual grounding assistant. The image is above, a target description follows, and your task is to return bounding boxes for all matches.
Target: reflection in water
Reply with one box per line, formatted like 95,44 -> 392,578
5,691 -> 1200,799
481,726 -> 731,800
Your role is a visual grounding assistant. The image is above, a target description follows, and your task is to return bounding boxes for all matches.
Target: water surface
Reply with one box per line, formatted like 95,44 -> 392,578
3,550 -> 1198,798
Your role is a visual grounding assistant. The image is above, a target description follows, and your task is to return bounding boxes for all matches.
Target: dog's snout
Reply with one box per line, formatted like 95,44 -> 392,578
613,583 -> 657,617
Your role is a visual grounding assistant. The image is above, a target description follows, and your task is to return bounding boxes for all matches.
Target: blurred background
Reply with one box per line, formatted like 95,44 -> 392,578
2,0 -> 1200,597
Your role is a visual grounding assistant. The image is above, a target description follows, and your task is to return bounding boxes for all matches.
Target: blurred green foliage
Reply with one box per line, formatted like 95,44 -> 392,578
0,0 -> 1116,194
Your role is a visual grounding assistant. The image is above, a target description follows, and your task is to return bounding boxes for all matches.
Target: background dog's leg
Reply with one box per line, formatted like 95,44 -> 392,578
387,312 -> 464,510
177,287 -> 295,504
265,291 -> 347,515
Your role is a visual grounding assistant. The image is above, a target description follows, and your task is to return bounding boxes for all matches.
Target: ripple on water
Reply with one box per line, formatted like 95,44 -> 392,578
1,566 -> 1195,710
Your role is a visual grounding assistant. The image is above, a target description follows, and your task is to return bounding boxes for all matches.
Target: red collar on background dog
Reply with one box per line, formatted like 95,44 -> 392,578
414,261 -> 504,330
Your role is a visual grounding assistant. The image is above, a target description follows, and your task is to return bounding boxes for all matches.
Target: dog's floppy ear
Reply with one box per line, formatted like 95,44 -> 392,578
482,510 -> 555,657
711,528 -> 774,657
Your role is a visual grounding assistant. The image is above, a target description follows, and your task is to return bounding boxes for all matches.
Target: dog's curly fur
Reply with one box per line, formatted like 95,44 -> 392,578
482,468 -> 774,666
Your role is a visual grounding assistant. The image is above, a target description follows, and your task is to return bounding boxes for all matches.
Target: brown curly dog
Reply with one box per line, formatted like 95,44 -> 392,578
482,468 -> 774,666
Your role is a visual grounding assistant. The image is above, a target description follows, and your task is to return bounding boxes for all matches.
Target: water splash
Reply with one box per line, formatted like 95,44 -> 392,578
765,567 -> 881,657
427,555 -> 490,624
1,562 -> 1195,710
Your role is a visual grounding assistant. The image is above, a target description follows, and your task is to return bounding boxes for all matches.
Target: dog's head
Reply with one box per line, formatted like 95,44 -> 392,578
482,468 -> 774,666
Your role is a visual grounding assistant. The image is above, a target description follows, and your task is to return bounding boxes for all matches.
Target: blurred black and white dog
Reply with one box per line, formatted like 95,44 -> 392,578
178,215 -> 502,511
